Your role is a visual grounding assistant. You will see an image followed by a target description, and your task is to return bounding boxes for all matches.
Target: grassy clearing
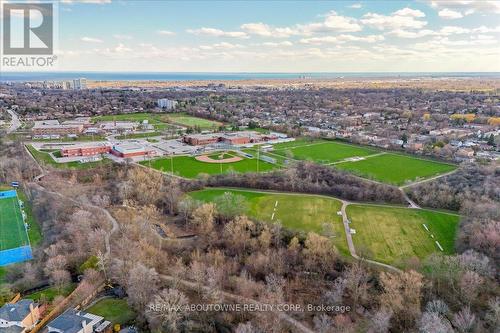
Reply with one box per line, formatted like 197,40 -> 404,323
346,205 -> 459,266
190,188 -> 349,256
141,154 -> 278,179
336,153 -> 457,186
86,298 -> 136,325
91,112 -> 173,130
163,113 -> 222,129
272,139 -> 377,164
27,145 -> 112,170
24,283 -> 76,302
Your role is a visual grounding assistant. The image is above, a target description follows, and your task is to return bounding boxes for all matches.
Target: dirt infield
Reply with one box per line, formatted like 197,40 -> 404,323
195,155 -> 243,163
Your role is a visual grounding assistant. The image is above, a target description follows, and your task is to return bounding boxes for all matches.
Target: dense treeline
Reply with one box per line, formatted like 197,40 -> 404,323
0,140 -> 498,332
202,162 -> 405,204
408,163 -> 500,265
407,163 -> 500,211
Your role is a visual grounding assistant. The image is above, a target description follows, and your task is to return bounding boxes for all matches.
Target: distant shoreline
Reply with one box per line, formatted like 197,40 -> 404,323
1,71 -> 499,82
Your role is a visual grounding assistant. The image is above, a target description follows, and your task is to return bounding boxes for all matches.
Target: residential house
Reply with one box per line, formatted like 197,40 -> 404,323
46,309 -> 104,333
0,299 -> 40,333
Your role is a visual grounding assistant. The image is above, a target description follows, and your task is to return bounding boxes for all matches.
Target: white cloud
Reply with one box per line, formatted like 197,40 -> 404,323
300,34 -> 384,45
113,34 -> 132,40
349,3 -> 362,9
387,29 -> 436,38
241,23 -> 299,38
439,26 -> 470,35
301,11 -> 362,33
187,27 -> 248,39
361,7 -> 427,30
393,8 -> 426,18
240,11 -> 361,37
388,24 -> 500,39
156,30 -> 175,36
199,42 -> 244,50
429,0 -> 500,14
438,8 -> 463,19
262,41 -> 293,47
81,37 -> 103,43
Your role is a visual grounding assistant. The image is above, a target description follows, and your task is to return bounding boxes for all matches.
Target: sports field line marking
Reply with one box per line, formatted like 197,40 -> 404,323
275,200 -> 278,208
327,152 -> 387,165
435,241 -> 444,251
13,192 -> 31,249
272,141 -> 327,151
271,212 -> 275,220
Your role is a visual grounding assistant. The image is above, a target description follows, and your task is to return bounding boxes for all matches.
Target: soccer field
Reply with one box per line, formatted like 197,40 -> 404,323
164,113 -> 223,129
270,139 -> 456,185
91,112 -> 174,130
141,154 -> 278,178
346,204 -> 459,266
336,153 -> 457,185
0,191 -> 29,251
272,139 -> 377,164
190,188 -> 349,255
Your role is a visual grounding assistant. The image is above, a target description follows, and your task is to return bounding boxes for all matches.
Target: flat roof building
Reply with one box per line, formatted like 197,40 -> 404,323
61,143 -> 111,157
32,120 -> 84,136
111,142 -> 156,158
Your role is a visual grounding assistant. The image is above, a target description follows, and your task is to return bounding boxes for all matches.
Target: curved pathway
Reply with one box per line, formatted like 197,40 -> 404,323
340,200 -> 401,273
5,109 -> 21,133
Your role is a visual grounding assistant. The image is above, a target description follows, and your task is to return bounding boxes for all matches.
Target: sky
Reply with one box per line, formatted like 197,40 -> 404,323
4,0 -> 500,72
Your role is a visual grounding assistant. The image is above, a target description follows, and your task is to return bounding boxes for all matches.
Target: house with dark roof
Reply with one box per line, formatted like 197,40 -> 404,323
0,299 -> 40,333
46,309 -> 103,333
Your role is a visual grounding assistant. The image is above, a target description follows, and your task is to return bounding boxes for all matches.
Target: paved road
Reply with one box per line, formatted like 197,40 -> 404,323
5,109 -> 21,133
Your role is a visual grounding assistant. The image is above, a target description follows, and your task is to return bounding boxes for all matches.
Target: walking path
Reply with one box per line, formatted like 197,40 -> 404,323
340,200 -> 401,273
399,169 -> 459,189
28,159 -> 315,333
5,109 -> 22,134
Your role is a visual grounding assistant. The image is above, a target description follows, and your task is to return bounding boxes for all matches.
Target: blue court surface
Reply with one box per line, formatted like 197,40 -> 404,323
0,246 -> 33,266
0,190 -> 17,199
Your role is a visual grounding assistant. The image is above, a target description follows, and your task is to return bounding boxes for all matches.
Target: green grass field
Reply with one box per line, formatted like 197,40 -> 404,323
141,154 -> 278,178
273,139 -> 377,164
336,153 -> 456,186
190,188 -> 349,255
164,113 -> 222,129
25,283 -> 76,303
86,298 -> 136,325
0,185 -> 41,249
0,193 -> 29,251
346,205 -> 459,266
27,145 -> 113,170
270,138 -> 456,185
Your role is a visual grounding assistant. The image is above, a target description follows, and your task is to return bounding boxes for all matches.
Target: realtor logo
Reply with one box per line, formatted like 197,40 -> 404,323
2,3 -> 53,55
